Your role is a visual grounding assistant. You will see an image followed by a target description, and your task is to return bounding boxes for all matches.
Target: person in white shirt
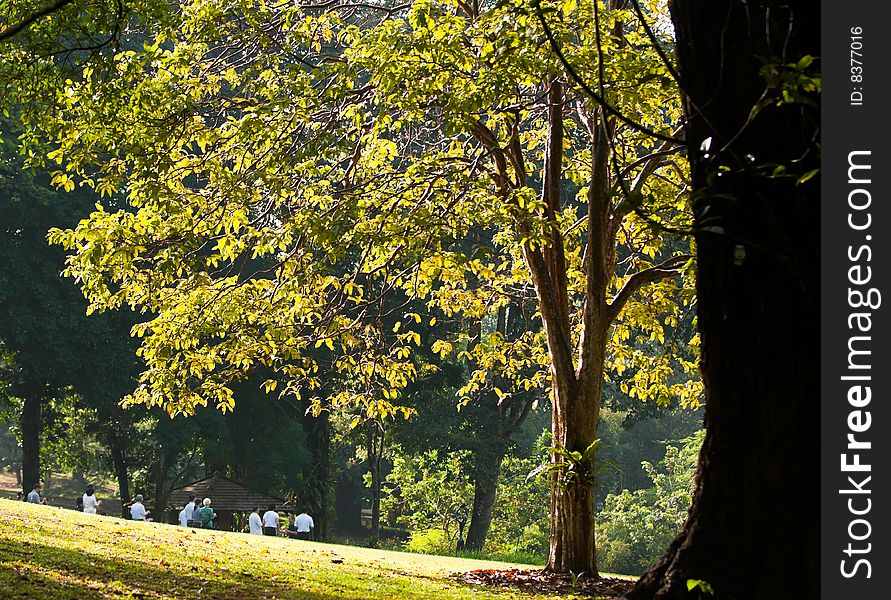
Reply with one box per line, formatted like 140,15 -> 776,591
248,505 -> 263,535
287,509 -> 315,541
130,494 -> 147,521
82,485 -> 101,515
262,505 -> 280,536
183,497 -> 197,525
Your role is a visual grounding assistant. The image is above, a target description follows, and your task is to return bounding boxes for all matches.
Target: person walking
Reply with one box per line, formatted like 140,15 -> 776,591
130,494 -> 147,521
82,485 -> 101,515
249,505 -> 263,535
262,504 -> 279,536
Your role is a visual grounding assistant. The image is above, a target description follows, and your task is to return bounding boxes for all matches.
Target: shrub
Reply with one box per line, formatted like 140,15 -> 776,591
596,431 -> 703,576
405,528 -> 453,555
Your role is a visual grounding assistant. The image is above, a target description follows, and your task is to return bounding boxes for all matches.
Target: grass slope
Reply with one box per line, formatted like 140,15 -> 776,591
0,499 -> 591,599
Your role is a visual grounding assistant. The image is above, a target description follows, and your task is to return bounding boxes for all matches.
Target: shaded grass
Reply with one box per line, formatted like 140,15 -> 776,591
0,499 -> 609,599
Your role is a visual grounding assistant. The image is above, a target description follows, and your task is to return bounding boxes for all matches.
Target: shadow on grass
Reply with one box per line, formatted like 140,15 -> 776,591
0,538 -> 363,600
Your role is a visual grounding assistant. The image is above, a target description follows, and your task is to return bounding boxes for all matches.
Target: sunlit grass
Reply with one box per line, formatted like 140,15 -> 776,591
0,498 -> 598,599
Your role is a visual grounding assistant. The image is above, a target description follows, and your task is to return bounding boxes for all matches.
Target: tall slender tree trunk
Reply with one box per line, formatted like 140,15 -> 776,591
533,79 -> 615,575
465,446 -> 506,551
465,305 -> 511,552
110,440 -> 131,517
480,47 -> 680,573
303,408 -> 332,540
154,451 -> 171,517
627,2 -> 819,598
20,391 -> 42,496
367,421 -> 384,544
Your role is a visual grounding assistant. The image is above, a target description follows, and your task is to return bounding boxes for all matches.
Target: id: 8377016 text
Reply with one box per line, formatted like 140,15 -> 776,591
850,27 -> 863,106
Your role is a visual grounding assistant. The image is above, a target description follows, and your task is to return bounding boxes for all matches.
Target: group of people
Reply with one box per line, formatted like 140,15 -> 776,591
178,497 -> 217,528
76,485 -> 148,521
248,504 -> 315,540
23,480 -> 313,541
22,481 -> 150,522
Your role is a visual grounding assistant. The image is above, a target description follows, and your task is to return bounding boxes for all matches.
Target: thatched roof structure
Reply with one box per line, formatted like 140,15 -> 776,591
167,473 -> 289,512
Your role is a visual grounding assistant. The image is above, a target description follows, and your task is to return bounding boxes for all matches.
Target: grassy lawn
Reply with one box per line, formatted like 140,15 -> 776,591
0,498 -> 621,599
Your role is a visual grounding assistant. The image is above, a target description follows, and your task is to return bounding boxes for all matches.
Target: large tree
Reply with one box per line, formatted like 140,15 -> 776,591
627,1 -> 819,597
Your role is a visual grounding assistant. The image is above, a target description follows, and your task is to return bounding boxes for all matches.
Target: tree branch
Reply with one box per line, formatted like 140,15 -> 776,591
608,254 -> 692,321
0,0 -> 75,42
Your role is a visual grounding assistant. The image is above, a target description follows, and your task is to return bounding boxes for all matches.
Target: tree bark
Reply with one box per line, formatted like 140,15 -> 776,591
367,420 -> 385,544
20,391 -> 42,496
480,49 -> 683,573
303,409 -> 332,540
465,445 -> 506,551
153,449 -> 172,516
627,2 -> 819,598
110,439 -> 131,517
546,323 -> 608,575
537,93 -> 614,575
465,305 -> 510,551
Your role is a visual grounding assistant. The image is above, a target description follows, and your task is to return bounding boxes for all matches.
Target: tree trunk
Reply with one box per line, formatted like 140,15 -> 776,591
20,392 -> 41,496
153,450 -> 171,517
526,79 -> 613,576
367,421 -> 384,544
627,2 -> 819,598
110,440 -> 131,517
465,446 -> 506,551
546,325 -> 607,575
465,305 -> 511,552
303,408 -> 332,540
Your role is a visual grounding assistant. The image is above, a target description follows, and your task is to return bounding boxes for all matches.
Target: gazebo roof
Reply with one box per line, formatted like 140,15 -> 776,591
167,473 -> 290,512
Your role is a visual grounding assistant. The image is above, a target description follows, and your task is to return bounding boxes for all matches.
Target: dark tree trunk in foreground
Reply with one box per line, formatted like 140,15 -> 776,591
20,392 -> 42,496
627,2 -> 819,598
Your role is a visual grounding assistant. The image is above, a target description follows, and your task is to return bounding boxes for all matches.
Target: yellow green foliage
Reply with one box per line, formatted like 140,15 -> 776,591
7,0 -> 698,417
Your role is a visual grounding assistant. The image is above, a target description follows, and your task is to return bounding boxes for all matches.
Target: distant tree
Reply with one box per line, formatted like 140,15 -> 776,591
0,117 -> 141,509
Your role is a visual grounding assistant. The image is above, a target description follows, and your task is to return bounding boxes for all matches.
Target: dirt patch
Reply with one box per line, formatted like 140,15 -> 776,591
456,568 -> 635,597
